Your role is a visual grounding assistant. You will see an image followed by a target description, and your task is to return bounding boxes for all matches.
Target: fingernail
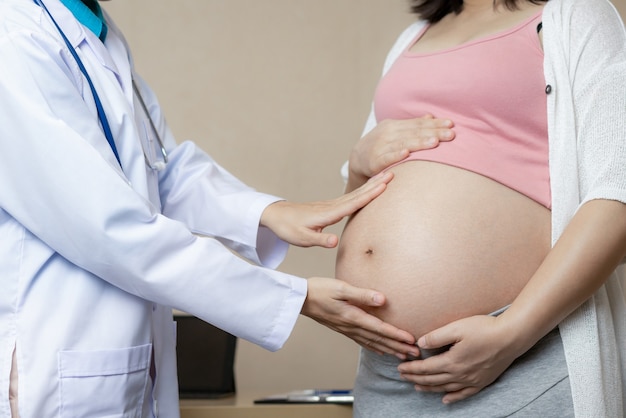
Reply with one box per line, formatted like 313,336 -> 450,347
372,293 -> 384,305
417,337 -> 427,347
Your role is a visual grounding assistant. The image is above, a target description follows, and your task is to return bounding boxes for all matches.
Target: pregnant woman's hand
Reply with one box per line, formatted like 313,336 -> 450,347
346,115 -> 454,192
396,315 -> 521,403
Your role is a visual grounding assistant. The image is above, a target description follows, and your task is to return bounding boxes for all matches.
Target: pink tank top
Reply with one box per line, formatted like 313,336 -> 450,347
375,12 -> 550,208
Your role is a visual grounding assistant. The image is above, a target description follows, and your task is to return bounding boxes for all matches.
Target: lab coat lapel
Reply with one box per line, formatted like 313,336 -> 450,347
45,0 -> 125,87
54,0 -> 155,196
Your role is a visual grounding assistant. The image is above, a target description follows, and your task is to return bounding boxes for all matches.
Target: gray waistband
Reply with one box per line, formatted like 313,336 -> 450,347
354,327 -> 572,418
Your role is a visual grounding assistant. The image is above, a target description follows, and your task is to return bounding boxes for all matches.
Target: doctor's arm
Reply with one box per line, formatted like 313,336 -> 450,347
0,25 -> 419,356
257,173 -> 420,358
134,70 -> 421,358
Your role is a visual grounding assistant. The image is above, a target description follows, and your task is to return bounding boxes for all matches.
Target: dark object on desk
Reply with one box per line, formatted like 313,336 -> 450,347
175,315 -> 237,399
254,389 -> 354,405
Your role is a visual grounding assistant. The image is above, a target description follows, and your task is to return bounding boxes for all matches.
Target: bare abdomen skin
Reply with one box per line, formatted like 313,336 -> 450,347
336,161 -> 551,339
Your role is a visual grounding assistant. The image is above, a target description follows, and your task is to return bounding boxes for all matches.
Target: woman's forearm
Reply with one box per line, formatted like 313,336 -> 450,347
502,198 -> 626,355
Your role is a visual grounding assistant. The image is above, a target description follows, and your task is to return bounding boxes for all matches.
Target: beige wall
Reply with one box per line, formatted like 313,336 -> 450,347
102,0 -> 626,393
616,0 -> 626,17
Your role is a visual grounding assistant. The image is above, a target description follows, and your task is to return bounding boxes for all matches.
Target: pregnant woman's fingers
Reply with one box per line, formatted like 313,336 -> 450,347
396,315 -> 517,403
348,116 -> 455,188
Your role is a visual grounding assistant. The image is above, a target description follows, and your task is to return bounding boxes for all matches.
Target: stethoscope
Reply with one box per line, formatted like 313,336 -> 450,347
35,0 -> 168,171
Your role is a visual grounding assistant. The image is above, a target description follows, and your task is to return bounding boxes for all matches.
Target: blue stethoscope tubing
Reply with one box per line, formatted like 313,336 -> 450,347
35,0 -> 122,167
35,0 -> 170,172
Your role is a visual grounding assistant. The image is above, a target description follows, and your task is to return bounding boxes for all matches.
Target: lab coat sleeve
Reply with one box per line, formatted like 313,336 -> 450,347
131,75 -> 289,268
0,20 -> 305,351
161,142 -> 290,268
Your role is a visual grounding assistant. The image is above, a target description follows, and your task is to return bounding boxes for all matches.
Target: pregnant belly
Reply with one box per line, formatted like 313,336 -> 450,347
335,161 -> 551,339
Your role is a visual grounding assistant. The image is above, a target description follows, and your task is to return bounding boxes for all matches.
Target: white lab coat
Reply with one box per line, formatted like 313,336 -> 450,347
0,0 -> 307,416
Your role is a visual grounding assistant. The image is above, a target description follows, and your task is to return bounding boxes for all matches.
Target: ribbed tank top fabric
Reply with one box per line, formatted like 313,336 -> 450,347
375,11 -> 550,208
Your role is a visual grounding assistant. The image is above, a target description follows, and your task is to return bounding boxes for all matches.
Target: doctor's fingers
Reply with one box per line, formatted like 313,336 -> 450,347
259,173 -> 392,248
304,171 -> 394,227
324,308 -> 420,359
330,286 -> 418,352
353,331 -> 421,360
303,279 -> 418,357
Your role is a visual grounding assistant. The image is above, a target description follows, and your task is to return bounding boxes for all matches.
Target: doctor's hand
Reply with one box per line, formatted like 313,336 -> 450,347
396,315 -> 521,404
346,115 -> 454,192
301,277 -> 419,359
260,171 -> 393,248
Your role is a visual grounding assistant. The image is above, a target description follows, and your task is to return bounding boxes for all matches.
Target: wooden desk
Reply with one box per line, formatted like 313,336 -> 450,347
180,392 -> 353,418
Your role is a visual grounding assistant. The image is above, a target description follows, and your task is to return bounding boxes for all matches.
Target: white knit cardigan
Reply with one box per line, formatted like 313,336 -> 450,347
347,0 -> 626,415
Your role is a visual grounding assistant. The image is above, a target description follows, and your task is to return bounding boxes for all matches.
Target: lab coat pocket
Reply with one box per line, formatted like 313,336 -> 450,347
58,344 -> 151,418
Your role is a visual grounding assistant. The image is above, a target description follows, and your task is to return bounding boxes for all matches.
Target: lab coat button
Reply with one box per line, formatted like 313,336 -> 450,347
545,84 -> 552,94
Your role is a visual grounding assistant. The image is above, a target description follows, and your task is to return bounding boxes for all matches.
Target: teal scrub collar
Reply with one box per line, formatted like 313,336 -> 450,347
59,0 -> 108,42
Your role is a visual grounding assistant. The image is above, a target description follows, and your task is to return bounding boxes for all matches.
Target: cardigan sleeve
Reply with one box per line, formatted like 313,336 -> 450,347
567,0 -> 626,205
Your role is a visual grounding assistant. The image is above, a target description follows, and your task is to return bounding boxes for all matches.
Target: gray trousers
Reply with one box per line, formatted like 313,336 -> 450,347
353,327 -> 573,418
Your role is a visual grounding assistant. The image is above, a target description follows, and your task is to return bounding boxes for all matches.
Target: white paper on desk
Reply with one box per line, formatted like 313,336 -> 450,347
254,389 -> 353,404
